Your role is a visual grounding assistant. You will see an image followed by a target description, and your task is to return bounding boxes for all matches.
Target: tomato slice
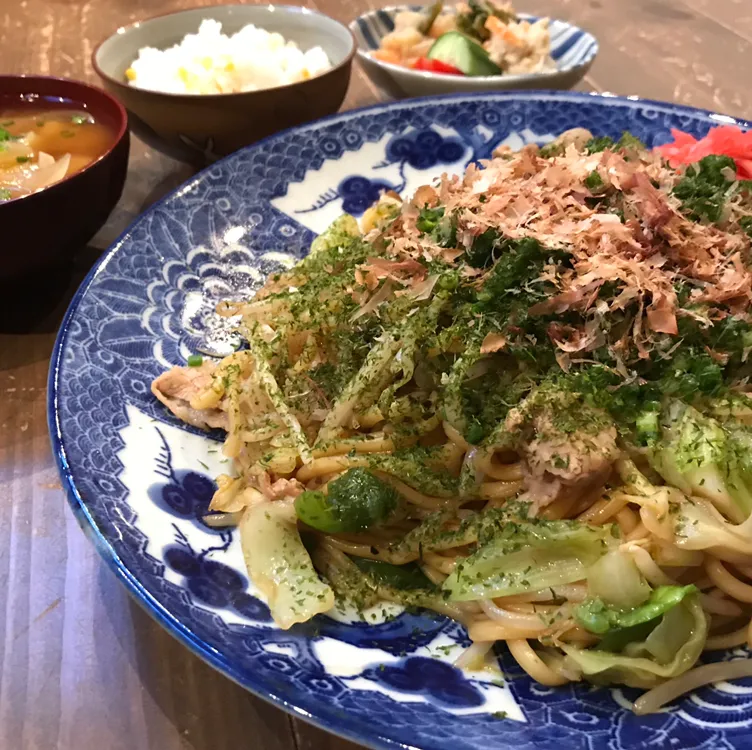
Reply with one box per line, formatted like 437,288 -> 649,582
412,57 -> 465,75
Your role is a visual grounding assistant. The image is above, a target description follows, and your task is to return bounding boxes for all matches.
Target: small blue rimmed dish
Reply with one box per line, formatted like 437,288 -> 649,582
349,6 -> 598,99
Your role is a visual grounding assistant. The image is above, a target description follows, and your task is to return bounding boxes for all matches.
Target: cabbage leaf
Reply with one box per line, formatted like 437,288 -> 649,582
575,585 -> 697,635
586,550 -> 651,609
650,400 -> 752,522
309,214 -> 360,255
442,519 -> 618,601
673,496 -> 752,554
562,598 -> 708,689
240,500 -> 334,629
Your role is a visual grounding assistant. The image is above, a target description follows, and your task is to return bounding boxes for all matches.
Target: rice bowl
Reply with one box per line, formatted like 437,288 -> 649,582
92,4 -> 355,163
126,19 -> 333,95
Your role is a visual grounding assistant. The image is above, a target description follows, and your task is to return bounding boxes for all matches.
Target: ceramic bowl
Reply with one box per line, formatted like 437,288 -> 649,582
0,75 -> 129,280
350,6 -> 598,99
93,4 -> 356,165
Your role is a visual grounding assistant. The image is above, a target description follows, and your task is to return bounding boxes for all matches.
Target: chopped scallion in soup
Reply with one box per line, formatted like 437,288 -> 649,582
0,109 -> 114,202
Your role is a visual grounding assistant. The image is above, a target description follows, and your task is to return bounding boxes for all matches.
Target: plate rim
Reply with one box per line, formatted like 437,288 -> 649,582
48,89 -> 752,750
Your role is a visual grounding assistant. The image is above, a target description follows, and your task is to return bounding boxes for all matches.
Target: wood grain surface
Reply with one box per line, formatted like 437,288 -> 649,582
1,1 -> 751,748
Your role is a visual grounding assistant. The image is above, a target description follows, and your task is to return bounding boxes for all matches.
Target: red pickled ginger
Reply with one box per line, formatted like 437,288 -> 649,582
656,125 -> 752,179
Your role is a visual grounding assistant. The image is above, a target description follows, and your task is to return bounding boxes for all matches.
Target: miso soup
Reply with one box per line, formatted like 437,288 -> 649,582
0,109 -> 115,202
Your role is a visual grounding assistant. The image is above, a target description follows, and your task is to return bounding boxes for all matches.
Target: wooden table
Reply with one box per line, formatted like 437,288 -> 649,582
1,0 -> 752,747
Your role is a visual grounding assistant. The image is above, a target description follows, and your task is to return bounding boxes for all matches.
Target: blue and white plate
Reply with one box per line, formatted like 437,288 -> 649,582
350,7 -> 598,99
50,92 -> 752,750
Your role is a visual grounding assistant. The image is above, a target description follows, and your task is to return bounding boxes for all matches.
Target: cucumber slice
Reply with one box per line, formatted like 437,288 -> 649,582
427,31 -> 502,76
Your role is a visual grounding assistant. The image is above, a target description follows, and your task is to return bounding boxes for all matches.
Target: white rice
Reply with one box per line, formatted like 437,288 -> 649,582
126,19 -> 332,95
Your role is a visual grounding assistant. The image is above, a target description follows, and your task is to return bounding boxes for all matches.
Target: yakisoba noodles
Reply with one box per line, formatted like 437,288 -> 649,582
152,126 -> 752,713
